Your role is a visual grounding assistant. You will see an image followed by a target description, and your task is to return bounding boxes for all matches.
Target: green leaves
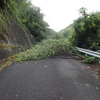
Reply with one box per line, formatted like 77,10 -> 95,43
74,8 -> 100,50
16,39 -> 74,62
83,54 -> 97,64
16,1 -> 49,41
1,0 -> 49,42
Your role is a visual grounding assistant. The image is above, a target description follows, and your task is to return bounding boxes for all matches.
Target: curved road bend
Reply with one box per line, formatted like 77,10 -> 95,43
0,57 -> 100,100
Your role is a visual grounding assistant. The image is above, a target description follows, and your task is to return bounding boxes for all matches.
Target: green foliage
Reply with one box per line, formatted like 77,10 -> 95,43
6,0 -> 20,20
16,0 -> 49,41
16,38 -> 74,62
0,9 -> 10,41
83,54 -> 98,64
0,0 -> 21,41
0,0 -> 49,42
74,7 -> 100,50
46,28 -> 58,39
58,8 -> 100,64
58,24 -> 76,46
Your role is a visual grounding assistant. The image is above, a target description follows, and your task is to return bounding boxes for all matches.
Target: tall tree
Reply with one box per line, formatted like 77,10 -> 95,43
74,7 -> 100,50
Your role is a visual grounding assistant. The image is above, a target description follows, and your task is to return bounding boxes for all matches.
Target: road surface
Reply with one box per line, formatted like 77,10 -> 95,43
0,57 -> 100,100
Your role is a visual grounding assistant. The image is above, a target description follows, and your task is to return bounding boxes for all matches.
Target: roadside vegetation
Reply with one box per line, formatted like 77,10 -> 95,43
15,38 -> 74,62
0,37 -> 75,70
0,0 -> 49,42
58,7 -> 100,64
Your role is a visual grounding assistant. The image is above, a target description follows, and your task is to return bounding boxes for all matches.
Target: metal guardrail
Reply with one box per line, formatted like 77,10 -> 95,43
76,47 -> 100,58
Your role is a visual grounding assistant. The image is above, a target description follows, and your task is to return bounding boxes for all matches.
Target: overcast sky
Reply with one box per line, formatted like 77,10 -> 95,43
31,0 -> 100,32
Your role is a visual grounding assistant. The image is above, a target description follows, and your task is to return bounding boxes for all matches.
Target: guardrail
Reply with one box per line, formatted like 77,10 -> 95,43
76,47 -> 100,58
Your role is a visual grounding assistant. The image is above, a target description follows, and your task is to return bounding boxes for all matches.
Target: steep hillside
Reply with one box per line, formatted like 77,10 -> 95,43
0,0 -> 39,61
0,11 -> 35,61
0,0 -> 52,61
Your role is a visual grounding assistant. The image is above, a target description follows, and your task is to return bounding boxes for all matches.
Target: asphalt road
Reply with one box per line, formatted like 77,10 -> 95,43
0,57 -> 100,100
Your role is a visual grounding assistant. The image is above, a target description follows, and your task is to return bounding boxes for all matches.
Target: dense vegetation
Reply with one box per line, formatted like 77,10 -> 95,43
59,7 -> 100,51
0,0 -> 50,42
58,24 -> 75,46
74,7 -> 100,50
58,7 -> 100,63
16,38 -> 74,62
16,0 -> 49,41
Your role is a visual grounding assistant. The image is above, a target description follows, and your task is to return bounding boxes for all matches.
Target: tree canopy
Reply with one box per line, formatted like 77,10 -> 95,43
0,0 -> 49,41
74,7 -> 100,50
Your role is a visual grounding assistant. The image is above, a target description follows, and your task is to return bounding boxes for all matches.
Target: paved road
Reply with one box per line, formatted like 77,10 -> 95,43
0,57 -> 100,100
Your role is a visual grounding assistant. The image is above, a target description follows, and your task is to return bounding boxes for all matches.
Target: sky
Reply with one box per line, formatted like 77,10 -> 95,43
31,0 -> 100,32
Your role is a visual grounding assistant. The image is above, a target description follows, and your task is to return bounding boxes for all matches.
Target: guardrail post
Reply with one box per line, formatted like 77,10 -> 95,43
98,59 -> 100,75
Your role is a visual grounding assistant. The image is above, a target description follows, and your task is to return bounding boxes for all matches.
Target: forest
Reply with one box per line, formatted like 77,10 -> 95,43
0,0 -> 100,69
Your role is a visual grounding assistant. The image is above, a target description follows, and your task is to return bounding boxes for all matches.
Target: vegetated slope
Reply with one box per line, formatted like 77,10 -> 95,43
0,0 -> 49,61
0,9 -> 34,61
